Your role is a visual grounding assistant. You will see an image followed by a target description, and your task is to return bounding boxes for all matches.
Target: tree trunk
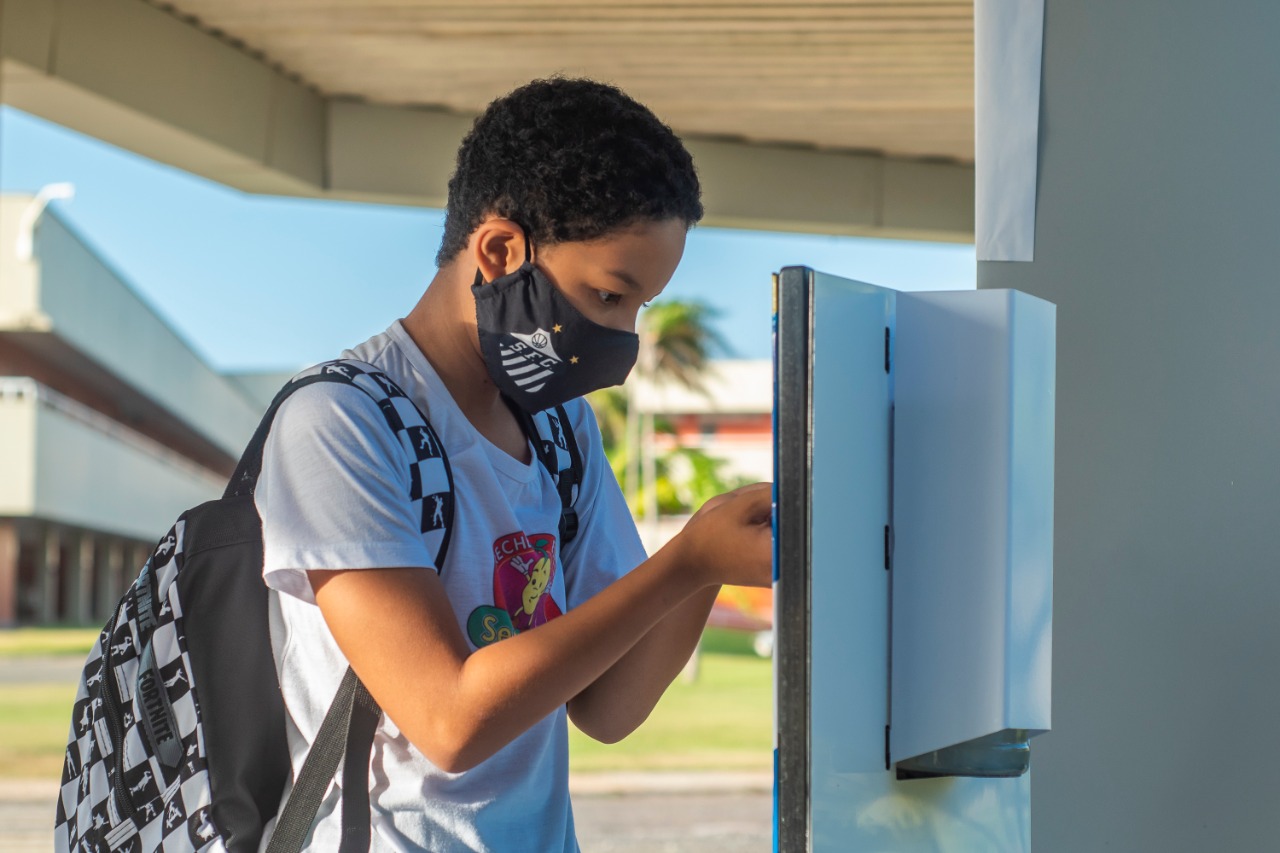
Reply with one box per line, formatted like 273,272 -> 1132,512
638,331 -> 659,540
626,380 -> 641,511
643,410 -> 658,539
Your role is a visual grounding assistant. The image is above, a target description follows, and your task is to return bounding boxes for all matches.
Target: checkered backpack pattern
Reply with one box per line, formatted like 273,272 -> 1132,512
53,360 -> 457,853
520,405 -> 585,547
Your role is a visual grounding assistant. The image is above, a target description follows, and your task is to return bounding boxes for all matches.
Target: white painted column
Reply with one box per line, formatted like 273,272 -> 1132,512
67,532 -> 96,625
0,522 -> 18,627
978,1 -> 1280,846
129,543 -> 149,590
97,539 -> 125,622
36,525 -> 61,624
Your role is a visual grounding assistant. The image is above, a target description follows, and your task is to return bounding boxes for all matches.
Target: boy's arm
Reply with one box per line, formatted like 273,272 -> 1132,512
565,582 -> 720,743
551,401 -> 738,740
564,483 -> 772,743
310,482 -> 771,774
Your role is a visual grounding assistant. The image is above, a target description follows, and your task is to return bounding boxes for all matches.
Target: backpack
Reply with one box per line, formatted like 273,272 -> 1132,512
54,359 -> 584,853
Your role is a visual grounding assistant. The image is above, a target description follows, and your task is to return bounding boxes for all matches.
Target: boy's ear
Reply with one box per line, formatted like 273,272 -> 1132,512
471,219 -> 530,283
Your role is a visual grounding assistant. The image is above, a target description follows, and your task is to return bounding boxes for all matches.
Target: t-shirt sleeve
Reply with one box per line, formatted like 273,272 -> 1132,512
254,382 -> 435,605
560,399 -> 649,609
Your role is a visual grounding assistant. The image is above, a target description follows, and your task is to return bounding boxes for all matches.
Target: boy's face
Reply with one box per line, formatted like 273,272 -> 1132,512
532,217 -> 687,335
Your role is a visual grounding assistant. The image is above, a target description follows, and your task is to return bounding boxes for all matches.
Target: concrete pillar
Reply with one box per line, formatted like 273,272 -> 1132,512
0,522 -> 18,627
96,539 -> 125,623
34,525 -> 63,625
978,2 -> 1280,847
66,532 -> 96,625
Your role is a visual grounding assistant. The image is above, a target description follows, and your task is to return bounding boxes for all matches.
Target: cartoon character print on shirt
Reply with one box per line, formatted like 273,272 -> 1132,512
467,531 -> 563,648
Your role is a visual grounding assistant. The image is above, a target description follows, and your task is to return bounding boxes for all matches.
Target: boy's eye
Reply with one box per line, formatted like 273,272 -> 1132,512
596,291 -> 622,305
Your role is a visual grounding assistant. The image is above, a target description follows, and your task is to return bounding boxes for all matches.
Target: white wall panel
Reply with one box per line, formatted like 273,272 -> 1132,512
0,385 -> 37,515
29,211 -> 261,456
21,388 -> 224,539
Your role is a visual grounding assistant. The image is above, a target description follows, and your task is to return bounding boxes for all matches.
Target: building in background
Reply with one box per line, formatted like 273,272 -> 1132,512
0,193 -> 287,625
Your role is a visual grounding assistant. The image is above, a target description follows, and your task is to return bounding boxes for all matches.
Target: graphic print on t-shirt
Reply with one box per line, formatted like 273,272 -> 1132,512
467,531 -> 563,648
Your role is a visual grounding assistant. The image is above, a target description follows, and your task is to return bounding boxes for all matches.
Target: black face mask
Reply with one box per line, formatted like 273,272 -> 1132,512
473,262 -> 640,413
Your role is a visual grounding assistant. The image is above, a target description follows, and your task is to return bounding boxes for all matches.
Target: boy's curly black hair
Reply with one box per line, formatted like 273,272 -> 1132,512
436,78 -> 703,266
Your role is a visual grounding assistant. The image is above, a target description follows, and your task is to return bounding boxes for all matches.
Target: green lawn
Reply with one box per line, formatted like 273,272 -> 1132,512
0,684 -> 78,779
0,627 -> 100,657
0,629 -> 96,779
568,628 -> 773,773
568,650 -> 772,772
0,627 -> 773,779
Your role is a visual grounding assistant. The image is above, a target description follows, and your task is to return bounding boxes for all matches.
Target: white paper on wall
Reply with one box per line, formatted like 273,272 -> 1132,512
975,0 -> 1046,262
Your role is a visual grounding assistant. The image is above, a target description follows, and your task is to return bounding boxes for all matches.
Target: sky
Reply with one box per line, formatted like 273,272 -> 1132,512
0,107 -> 974,372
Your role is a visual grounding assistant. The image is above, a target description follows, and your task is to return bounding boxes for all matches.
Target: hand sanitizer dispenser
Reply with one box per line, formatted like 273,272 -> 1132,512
890,290 -> 1054,779
773,268 -> 1054,851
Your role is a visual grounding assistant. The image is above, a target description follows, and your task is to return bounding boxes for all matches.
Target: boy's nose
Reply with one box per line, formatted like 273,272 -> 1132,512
601,310 -> 642,335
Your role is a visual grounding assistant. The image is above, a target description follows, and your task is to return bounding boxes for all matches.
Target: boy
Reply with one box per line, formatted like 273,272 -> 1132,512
256,78 -> 773,851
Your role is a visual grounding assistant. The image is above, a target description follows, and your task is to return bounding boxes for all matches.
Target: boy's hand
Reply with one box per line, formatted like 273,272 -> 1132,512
666,482 -> 773,589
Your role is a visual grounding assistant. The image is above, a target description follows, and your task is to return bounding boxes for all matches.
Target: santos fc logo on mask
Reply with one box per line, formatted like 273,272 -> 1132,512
498,328 -> 565,396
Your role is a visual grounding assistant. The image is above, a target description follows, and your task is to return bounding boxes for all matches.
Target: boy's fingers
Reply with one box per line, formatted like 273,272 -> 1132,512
736,487 -> 773,522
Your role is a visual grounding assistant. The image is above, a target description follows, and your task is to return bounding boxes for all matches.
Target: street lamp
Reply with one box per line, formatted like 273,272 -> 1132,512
14,182 -> 76,262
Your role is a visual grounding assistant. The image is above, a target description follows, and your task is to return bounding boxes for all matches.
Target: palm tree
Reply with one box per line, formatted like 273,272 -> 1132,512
637,301 -> 728,394
586,386 -> 628,468
628,300 -> 730,533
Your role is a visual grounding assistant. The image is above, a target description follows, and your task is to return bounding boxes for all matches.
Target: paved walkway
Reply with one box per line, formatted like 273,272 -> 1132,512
3,656 -> 772,851
4,774 -> 771,852
1,780 -> 58,853
571,771 -> 772,852
0,655 -> 85,684
574,788 -> 772,852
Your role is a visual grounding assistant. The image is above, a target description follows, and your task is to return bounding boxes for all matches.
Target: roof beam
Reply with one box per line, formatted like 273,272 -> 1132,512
2,0 -> 973,242
1,0 -> 326,195
687,138 -> 973,242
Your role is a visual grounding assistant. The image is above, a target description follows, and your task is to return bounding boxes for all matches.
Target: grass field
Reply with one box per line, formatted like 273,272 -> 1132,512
0,684 -> 79,779
0,627 -> 100,658
0,627 -> 772,779
568,627 -> 772,772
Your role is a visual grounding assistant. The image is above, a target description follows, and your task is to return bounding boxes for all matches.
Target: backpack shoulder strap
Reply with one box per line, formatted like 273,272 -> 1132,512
515,402 -> 586,546
234,359 -> 452,853
264,670 -> 376,853
226,359 -> 456,571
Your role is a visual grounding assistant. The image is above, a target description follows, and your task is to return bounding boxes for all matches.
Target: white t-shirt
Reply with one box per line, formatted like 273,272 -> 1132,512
254,321 -> 647,852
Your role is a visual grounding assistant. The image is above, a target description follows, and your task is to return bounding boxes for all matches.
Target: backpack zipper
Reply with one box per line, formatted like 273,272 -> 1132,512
99,595 -> 138,819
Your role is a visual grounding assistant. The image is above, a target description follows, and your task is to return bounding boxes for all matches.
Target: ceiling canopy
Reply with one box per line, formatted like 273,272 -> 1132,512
160,0 -> 975,163
2,0 -> 975,239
